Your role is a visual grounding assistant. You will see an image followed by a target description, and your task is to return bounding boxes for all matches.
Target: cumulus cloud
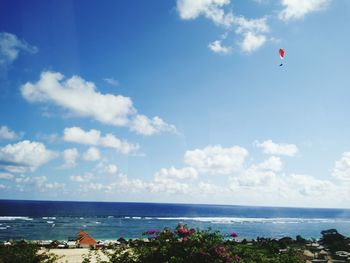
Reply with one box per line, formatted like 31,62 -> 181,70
278,0 -> 331,21
62,148 -> 79,168
0,32 -> 38,66
254,140 -> 298,156
70,172 -> 94,182
184,145 -> 248,174
332,152 -> 350,182
15,175 -> 65,192
83,147 -> 100,161
208,40 -> 231,54
287,174 -> 334,196
21,71 -> 175,136
177,1 -> 270,53
0,140 -> 56,173
105,164 -> 118,174
197,181 -> 225,194
258,156 -> 283,172
113,174 -> 145,192
230,160 -> 278,188
177,0 -> 234,27
63,126 -> 139,154
230,155 -> 333,200
147,179 -> 190,195
239,32 -> 267,53
130,115 -> 177,136
146,166 -> 197,195
0,126 -> 20,140
154,167 -> 198,181
233,16 -> 269,53
96,162 -> 118,175
80,174 -> 145,193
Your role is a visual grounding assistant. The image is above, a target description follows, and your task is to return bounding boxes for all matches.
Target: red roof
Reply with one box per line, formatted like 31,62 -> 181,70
76,230 -> 97,245
78,235 -> 97,245
78,230 -> 88,238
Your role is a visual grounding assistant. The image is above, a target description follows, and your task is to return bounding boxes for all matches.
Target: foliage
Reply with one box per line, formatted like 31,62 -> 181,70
319,229 -> 350,253
0,242 -> 60,263
104,224 -> 304,263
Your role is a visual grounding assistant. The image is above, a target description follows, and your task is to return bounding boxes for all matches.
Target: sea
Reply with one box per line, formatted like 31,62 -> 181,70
1,200 -> 350,241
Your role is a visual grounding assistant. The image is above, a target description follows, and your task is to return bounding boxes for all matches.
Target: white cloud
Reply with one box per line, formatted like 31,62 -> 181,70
15,175 -> 64,192
239,32 -> 267,53
80,174 -> 145,193
233,16 -> 269,53
208,40 -> 231,54
62,148 -> 79,168
21,71 -> 133,126
154,167 -> 198,181
231,164 -> 277,188
21,71 -> 176,136
70,172 -> 94,183
63,126 -> 139,154
230,155 -> 333,200
104,78 -> 119,87
130,115 -> 177,136
105,164 -> 118,174
177,0 -> 234,27
254,140 -> 298,156
44,182 -> 66,190
229,156 -> 281,188
278,0 -> 331,21
83,147 -> 100,161
332,152 -> 350,182
234,16 -> 269,34
184,145 -> 248,174
177,0 -> 270,54
0,32 -> 38,66
0,140 -> 56,173
0,172 -> 14,180
96,162 -> 118,175
258,156 -> 282,172
113,174 -> 145,192
63,127 -> 100,145
146,166 -> 197,195
147,179 -> 190,194
287,174 -> 333,196
0,126 -> 19,140
197,182 -> 225,194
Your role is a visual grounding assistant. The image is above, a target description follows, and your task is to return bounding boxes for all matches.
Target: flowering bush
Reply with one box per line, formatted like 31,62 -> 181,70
105,224 -> 303,263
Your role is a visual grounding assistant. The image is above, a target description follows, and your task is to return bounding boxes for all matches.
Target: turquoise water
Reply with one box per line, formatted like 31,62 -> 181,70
1,200 -> 350,240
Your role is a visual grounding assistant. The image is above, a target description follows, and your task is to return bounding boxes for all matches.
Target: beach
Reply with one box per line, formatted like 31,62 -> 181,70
38,248 -> 109,263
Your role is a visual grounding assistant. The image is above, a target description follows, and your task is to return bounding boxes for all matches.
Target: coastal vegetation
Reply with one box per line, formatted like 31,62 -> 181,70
1,225 -> 350,262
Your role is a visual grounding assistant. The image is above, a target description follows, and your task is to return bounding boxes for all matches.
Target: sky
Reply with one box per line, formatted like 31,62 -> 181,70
0,0 -> 350,208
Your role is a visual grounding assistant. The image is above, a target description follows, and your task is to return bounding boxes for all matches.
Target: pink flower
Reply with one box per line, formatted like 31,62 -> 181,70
235,255 -> 241,262
177,226 -> 190,236
145,229 -> 158,235
230,232 -> 238,238
214,245 -> 226,256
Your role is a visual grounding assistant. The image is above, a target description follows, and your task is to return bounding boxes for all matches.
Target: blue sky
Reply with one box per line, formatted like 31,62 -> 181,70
0,0 -> 350,208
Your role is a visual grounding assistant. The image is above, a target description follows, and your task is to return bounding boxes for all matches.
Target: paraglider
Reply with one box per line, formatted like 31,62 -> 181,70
279,48 -> 285,66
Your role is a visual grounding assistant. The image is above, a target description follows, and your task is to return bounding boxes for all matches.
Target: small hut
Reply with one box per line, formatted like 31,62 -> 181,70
76,230 -> 97,248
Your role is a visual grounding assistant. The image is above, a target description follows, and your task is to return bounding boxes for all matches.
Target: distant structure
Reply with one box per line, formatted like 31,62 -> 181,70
76,230 -> 97,248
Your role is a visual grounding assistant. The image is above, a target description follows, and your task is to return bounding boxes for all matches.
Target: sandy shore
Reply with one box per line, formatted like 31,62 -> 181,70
39,248 -> 109,263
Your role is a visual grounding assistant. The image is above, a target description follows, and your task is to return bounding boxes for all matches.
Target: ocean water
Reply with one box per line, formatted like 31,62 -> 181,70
1,200 -> 350,241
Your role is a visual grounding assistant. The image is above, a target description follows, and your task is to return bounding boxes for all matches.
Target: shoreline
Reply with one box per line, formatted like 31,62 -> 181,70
2,227 -> 350,262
